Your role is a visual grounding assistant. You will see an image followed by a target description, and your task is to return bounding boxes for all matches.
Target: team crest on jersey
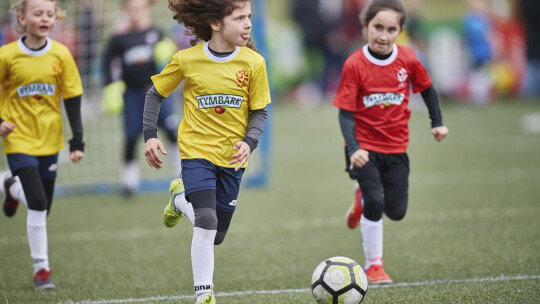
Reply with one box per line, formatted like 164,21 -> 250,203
397,68 -> 408,88
363,93 -> 405,108
52,59 -> 62,76
236,69 -> 249,88
17,83 -> 55,100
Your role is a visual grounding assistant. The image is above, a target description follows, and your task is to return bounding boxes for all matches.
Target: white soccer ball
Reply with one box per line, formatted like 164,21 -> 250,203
311,256 -> 368,304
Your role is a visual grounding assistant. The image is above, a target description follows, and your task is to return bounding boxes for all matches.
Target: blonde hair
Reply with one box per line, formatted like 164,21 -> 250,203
10,0 -> 67,34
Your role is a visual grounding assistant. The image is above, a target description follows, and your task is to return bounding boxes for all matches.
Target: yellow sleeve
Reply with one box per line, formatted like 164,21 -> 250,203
248,57 -> 271,110
151,52 -> 184,97
61,47 -> 83,99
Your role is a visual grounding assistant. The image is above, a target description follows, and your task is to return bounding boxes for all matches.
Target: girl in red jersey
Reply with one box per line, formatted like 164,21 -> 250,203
333,0 -> 448,284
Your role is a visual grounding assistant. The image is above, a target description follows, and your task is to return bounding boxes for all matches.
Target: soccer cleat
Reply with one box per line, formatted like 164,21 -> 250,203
34,269 -> 55,290
196,294 -> 215,304
346,183 -> 363,229
163,178 -> 185,227
364,264 -> 392,284
3,176 -> 19,217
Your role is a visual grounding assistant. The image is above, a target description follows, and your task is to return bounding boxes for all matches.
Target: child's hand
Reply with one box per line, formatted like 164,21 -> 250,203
350,149 -> 369,168
0,121 -> 16,137
229,141 -> 250,171
145,138 -> 167,169
70,150 -> 85,163
431,126 -> 448,142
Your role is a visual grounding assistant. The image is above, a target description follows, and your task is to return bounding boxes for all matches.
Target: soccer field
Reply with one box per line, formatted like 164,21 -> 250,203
1,101 -> 539,303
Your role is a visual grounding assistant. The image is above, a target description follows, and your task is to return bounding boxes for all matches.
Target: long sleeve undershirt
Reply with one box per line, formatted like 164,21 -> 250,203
63,95 -> 85,152
143,86 -> 267,152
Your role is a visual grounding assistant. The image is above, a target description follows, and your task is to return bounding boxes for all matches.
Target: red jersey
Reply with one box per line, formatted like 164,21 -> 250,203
333,44 -> 432,154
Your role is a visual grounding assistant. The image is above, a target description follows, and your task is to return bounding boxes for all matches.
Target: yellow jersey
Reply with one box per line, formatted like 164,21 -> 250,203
0,37 -> 83,156
152,42 -> 271,168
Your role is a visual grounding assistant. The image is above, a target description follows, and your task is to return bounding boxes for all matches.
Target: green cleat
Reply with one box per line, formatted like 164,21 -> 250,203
163,178 -> 185,227
196,294 -> 215,304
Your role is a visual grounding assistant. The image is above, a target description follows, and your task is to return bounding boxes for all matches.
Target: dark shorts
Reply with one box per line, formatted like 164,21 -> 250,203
346,149 -> 410,221
7,153 -> 59,180
123,86 -> 177,140
181,158 -> 244,213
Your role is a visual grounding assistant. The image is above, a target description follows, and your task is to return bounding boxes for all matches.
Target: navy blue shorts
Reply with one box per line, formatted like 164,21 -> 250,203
123,86 -> 177,141
181,159 -> 244,213
7,153 -> 59,180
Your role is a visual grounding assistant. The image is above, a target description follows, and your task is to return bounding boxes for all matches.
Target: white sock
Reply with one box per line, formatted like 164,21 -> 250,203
192,227 -> 216,302
10,176 -> 27,207
360,214 -> 383,269
174,193 -> 194,224
168,143 -> 182,178
27,209 -> 49,274
122,160 -> 139,190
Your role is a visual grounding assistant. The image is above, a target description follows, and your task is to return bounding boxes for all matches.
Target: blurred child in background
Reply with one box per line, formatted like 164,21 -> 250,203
333,0 -> 448,284
102,0 -> 180,198
0,0 -> 84,289
144,0 -> 271,302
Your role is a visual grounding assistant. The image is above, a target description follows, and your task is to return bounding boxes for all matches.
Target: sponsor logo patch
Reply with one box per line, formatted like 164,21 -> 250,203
197,94 -> 244,109
363,93 -> 405,108
17,83 -> 55,99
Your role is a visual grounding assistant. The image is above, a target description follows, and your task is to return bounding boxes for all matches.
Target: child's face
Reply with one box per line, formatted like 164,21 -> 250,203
18,0 -> 56,40
124,0 -> 151,26
216,2 -> 252,49
365,9 -> 402,55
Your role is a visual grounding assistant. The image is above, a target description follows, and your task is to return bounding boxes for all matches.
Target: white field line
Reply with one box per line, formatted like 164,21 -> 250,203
58,274 -> 540,304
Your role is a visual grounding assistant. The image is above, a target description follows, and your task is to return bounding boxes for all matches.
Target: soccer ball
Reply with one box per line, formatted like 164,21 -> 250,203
311,256 -> 368,304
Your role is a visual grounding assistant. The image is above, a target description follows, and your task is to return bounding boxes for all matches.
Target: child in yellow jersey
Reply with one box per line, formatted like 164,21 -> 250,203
0,0 -> 84,290
143,0 -> 271,302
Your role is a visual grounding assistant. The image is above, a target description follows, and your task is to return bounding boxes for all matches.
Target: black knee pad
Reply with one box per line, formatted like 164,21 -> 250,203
385,207 -> 407,221
363,196 -> 385,221
194,207 -> 218,230
15,167 -> 48,211
214,231 -> 227,245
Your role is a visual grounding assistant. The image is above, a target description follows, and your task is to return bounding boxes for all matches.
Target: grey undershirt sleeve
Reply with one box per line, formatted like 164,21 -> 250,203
243,107 -> 268,153
338,109 -> 361,158
143,86 -> 165,142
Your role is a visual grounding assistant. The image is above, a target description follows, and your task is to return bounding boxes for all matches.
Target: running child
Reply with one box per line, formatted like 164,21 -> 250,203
0,0 -> 85,289
143,0 -> 271,303
102,0 -> 180,198
333,0 -> 448,284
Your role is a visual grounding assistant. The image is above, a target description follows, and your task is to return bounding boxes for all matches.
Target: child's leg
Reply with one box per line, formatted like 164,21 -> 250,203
380,153 -> 409,221
214,209 -> 233,245
15,167 -> 50,274
354,154 -> 385,269
42,179 -> 55,215
122,88 -> 144,195
189,190 -> 218,302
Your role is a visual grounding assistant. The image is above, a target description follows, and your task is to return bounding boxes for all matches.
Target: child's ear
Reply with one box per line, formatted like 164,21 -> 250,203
17,13 -> 26,28
210,21 -> 221,32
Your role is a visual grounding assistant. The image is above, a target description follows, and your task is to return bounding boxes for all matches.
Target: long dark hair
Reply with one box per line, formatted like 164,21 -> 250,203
168,0 -> 258,52
360,0 -> 408,28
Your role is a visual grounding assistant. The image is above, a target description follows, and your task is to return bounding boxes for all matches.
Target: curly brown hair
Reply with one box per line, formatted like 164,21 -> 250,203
168,0 -> 258,52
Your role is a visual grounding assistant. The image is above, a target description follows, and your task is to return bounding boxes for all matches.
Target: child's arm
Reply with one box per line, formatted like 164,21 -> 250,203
143,86 -> 168,169
229,107 -> 268,171
64,95 -> 85,163
420,85 -> 448,142
338,109 -> 369,168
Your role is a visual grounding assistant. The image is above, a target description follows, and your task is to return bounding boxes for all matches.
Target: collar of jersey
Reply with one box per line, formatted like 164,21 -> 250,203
18,36 -> 52,56
203,42 -> 240,63
362,44 -> 398,66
